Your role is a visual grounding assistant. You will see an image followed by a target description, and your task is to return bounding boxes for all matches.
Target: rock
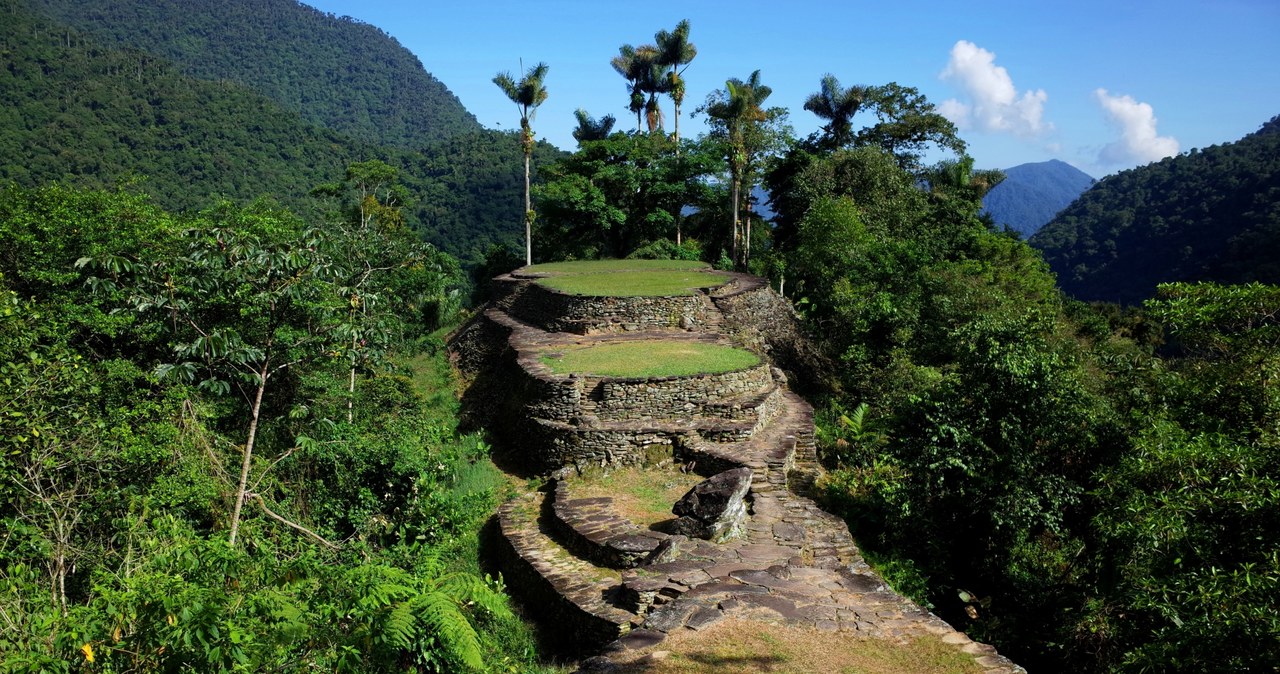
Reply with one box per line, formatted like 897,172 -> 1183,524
668,467 -> 752,541
643,535 -> 683,566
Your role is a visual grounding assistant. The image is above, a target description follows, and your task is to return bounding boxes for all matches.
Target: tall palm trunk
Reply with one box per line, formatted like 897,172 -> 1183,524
522,124 -> 533,266
730,175 -> 741,269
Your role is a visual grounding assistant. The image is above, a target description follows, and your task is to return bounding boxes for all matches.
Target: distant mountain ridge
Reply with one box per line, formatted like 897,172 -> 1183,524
981,159 -> 1094,238
1030,116 -> 1280,304
26,0 -> 481,148
2,1 -> 563,262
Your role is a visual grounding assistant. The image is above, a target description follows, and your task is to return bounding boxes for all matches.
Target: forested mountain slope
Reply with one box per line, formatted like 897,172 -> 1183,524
0,3 -> 562,261
1030,116 -> 1280,304
981,159 -> 1094,238
26,0 -> 480,148
0,4 -> 358,214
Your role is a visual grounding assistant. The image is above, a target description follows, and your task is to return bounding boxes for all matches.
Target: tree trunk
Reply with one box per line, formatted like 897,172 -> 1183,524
524,146 -> 532,267
229,362 -> 269,546
674,101 -> 681,149
347,330 -> 356,424
730,175 -> 741,270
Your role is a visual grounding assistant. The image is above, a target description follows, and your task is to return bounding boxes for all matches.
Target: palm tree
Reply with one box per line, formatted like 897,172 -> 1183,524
804,74 -> 865,149
611,45 -> 646,131
706,70 -> 771,269
656,20 -> 697,146
571,108 -> 616,145
612,44 -> 664,133
492,61 -> 549,266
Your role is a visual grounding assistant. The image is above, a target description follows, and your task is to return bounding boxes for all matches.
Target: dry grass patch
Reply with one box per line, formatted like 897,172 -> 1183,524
606,619 -> 984,674
570,466 -> 703,530
540,340 -> 759,378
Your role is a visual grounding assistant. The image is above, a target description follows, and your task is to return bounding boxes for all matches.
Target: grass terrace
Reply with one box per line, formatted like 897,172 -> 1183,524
568,466 -> 703,530
525,259 -> 730,297
539,340 -> 759,378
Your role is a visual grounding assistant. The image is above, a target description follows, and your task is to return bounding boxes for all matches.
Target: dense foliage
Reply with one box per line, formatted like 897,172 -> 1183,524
0,2 -> 564,264
1032,115 -> 1280,304
25,0 -> 480,148
981,159 -> 1095,238
766,126 -> 1280,672
0,183 -> 556,672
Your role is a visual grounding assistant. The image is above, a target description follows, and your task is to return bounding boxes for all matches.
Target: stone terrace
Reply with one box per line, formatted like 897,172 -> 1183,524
450,264 -> 1024,673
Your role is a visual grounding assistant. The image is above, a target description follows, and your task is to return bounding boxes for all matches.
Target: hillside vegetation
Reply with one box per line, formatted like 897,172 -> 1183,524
27,0 -> 480,148
3,5 -> 1277,671
2,1 -> 564,262
0,181 -> 559,672
1031,116 -> 1280,304
981,159 -> 1094,238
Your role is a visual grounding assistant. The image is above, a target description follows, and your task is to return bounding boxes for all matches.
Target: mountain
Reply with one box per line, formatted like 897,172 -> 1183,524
981,159 -> 1094,238
25,0 -> 480,148
0,3 -> 357,213
1030,116 -> 1280,304
1,1 -> 563,262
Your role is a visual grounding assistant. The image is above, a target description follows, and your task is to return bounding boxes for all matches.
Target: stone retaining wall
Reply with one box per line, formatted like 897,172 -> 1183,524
550,481 -> 671,569
522,418 -> 678,471
712,281 -> 833,392
508,282 -> 714,334
493,497 -> 635,652
590,363 -> 772,421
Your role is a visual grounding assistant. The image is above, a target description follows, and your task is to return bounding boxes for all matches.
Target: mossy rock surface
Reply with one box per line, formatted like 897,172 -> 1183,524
540,340 -> 759,378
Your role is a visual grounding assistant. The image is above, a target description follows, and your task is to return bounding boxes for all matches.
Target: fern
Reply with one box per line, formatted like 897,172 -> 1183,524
383,600 -> 417,650
413,590 -> 484,671
440,572 -> 513,620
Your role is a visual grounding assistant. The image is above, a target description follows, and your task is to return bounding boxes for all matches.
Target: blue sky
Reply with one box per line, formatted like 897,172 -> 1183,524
302,0 -> 1279,177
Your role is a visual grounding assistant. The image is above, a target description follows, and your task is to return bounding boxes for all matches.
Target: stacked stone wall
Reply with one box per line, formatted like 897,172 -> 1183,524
713,283 -> 833,392
492,499 -> 634,653
522,418 -> 677,471
508,282 -> 712,334
590,364 -> 772,421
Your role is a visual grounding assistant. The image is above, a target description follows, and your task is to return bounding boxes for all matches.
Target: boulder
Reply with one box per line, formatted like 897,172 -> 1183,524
668,467 -> 752,541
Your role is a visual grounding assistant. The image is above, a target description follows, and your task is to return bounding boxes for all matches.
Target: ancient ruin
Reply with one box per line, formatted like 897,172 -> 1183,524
450,262 -> 1023,672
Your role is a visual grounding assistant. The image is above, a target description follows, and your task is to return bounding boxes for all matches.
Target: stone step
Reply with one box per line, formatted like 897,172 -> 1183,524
494,494 -> 640,652
549,480 -> 674,569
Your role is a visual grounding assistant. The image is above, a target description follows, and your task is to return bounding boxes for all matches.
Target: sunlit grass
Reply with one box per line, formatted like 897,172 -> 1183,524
540,340 -> 759,378
526,259 -> 710,273
569,466 -> 703,529
525,259 -> 728,297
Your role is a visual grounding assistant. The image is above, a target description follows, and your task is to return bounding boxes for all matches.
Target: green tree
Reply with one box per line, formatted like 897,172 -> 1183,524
703,70 -> 785,269
804,74 -> 865,149
855,83 -> 966,173
610,44 -> 650,132
492,61 -> 550,266
655,20 -> 697,146
314,160 -> 464,423
534,133 -> 718,259
571,108 -> 616,145
82,203 -> 348,547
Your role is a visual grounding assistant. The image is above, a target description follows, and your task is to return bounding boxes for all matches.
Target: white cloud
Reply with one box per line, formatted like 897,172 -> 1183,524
1094,89 -> 1179,165
940,40 -> 1049,136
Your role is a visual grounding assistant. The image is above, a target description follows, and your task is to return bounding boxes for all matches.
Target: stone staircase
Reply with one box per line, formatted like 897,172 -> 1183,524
451,267 -> 1025,672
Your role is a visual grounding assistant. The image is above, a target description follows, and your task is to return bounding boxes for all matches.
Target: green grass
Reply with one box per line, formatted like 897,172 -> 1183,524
569,466 -> 704,529
526,259 -> 710,273
524,259 -> 729,297
540,340 -> 759,378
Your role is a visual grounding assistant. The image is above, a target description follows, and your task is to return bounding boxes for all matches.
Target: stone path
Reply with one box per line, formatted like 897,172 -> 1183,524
451,269 -> 1024,673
